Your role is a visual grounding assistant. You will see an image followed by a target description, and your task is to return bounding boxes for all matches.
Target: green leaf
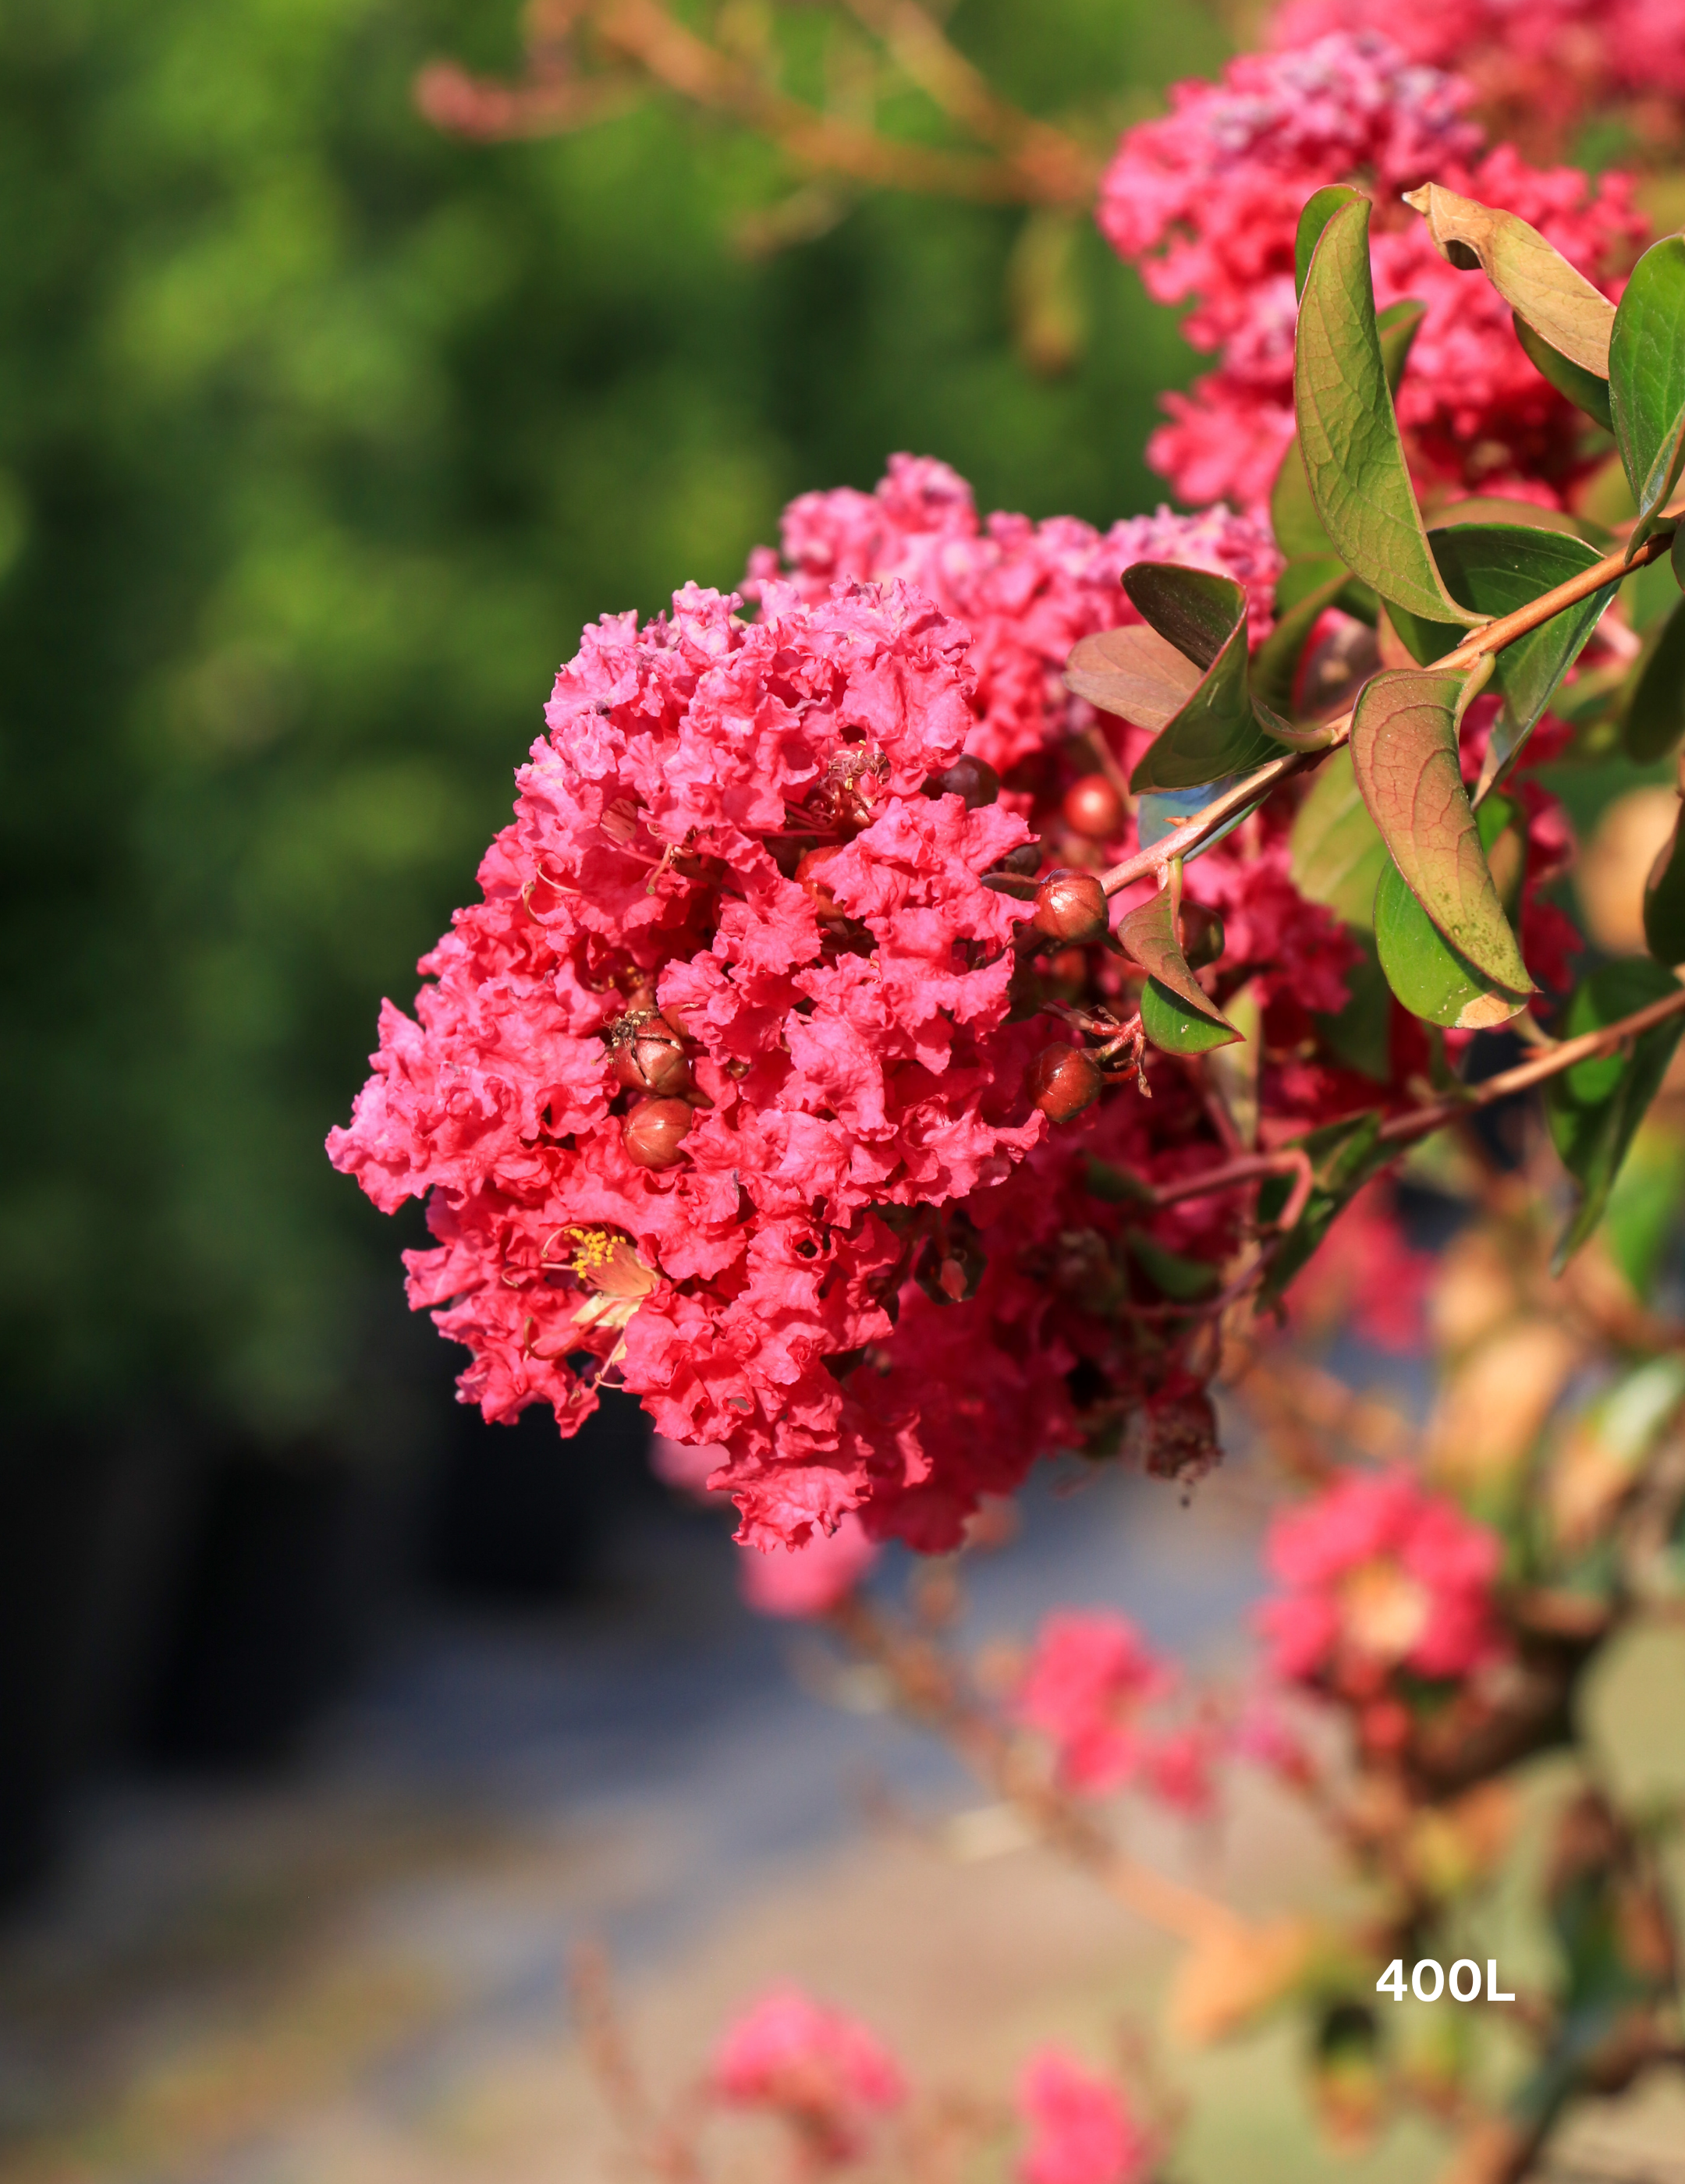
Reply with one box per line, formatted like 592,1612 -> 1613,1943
1084,1154 -> 1153,1204
1250,569 -> 1348,718
1623,597 -> 1685,763
1403,183 -> 1615,374
1122,565 -> 1278,791
1064,622 -> 1202,730
1135,775 -> 1258,865
1603,1122 -> 1685,1299
1515,313 -> 1613,431
1644,803 -> 1685,965
1289,744 -> 1388,929
1382,523 -> 1612,792
1314,930 -> 1394,1080
1119,872 -> 1241,1049
1294,198 -> 1485,627
1140,978 -> 1238,1054
1609,236 -> 1685,554
1375,297 -> 1427,394
1257,1112 -> 1394,1307
1126,1230 -> 1222,1301
1374,856 -> 1527,1030
1350,664 -> 1534,994
1545,959 -> 1685,1270
1296,185 -> 1364,303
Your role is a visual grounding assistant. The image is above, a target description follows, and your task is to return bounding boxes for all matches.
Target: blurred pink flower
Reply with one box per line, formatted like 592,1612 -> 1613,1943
713,1984 -> 905,2163
1017,2048 -> 1151,2184
737,1514 -> 880,1618
1016,1610 -> 1176,1796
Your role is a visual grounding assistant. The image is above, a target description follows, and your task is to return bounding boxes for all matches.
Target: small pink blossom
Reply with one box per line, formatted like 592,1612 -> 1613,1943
1017,2048 -> 1151,2184
1259,1470 -> 1506,1690
712,1985 -> 905,2164
737,1514 -> 880,1618
1016,1611 -> 1174,1795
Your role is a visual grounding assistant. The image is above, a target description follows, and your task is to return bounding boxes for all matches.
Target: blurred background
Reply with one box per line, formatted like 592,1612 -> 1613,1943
0,2 -> 1297,2175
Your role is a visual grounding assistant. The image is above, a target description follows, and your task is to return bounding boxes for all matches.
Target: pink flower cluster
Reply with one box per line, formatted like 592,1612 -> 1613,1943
747,454 -> 1280,775
332,456 -> 1378,1559
1259,1469 -> 1507,1696
1270,0 -> 1685,154
1098,32 -> 1646,509
711,1986 -> 904,2164
1018,2050 -> 1152,2184
1016,1609 -> 1220,1814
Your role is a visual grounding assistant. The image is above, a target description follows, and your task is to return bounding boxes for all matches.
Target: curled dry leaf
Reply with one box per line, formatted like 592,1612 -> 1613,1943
1403,183 -> 1614,376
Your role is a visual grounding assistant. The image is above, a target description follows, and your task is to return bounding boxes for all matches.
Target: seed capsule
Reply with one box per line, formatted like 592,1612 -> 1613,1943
1030,867 -> 1109,945
612,1026 -> 694,1097
1027,1044 -> 1104,1122
1062,772 -> 1125,840
623,1097 -> 694,1169
992,838 -> 1043,878
924,754 -> 1000,809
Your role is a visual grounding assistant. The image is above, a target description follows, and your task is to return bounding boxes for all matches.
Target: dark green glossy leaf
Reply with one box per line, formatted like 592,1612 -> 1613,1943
1644,803 -> 1685,966
1295,185 -> 1364,303
1623,598 -> 1685,763
1350,664 -> 1533,994
1289,745 -> 1388,930
1545,959 -> 1685,1270
1257,1112 -> 1393,1307
1610,236 -> 1685,553
1122,565 -> 1277,791
1126,1230 -> 1222,1301
1119,878 -> 1241,1048
1294,199 -> 1484,626
1516,313 -> 1613,431
1382,523 -> 1612,792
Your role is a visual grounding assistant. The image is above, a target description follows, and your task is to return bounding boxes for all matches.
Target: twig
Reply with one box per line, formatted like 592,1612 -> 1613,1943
1099,517 -> 1681,898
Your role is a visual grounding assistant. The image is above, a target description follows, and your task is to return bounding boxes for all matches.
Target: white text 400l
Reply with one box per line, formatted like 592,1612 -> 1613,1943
1377,1959 -> 1513,2002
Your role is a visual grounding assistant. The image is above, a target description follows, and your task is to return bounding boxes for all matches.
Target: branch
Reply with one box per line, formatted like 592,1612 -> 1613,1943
1099,516 -> 1681,898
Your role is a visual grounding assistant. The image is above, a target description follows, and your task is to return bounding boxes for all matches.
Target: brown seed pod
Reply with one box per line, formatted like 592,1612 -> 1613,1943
1180,901 -> 1226,970
623,1097 -> 694,1169
612,1027 -> 694,1097
1062,772 -> 1126,840
1027,1044 -> 1105,1122
1030,867 -> 1110,945
924,754 -> 1000,809
991,838 -> 1043,878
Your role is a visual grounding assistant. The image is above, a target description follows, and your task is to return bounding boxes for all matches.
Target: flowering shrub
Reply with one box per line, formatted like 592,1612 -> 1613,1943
379,4 -> 1685,2175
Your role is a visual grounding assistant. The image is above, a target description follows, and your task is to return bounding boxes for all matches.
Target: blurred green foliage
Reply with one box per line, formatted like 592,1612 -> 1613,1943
0,0 -> 1223,1457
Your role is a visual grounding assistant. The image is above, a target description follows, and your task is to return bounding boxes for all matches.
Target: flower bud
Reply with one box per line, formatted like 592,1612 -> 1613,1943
924,754 -> 1000,809
1030,867 -> 1109,945
623,1097 -> 694,1168
1061,772 -> 1125,840
1027,1044 -> 1104,1122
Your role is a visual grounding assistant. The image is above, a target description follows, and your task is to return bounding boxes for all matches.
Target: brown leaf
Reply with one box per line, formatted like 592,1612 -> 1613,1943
1404,182 -> 1615,374
1169,1916 -> 1318,2044
1116,879 -> 1240,1041
1064,622 -> 1203,730
1350,666 -> 1534,995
